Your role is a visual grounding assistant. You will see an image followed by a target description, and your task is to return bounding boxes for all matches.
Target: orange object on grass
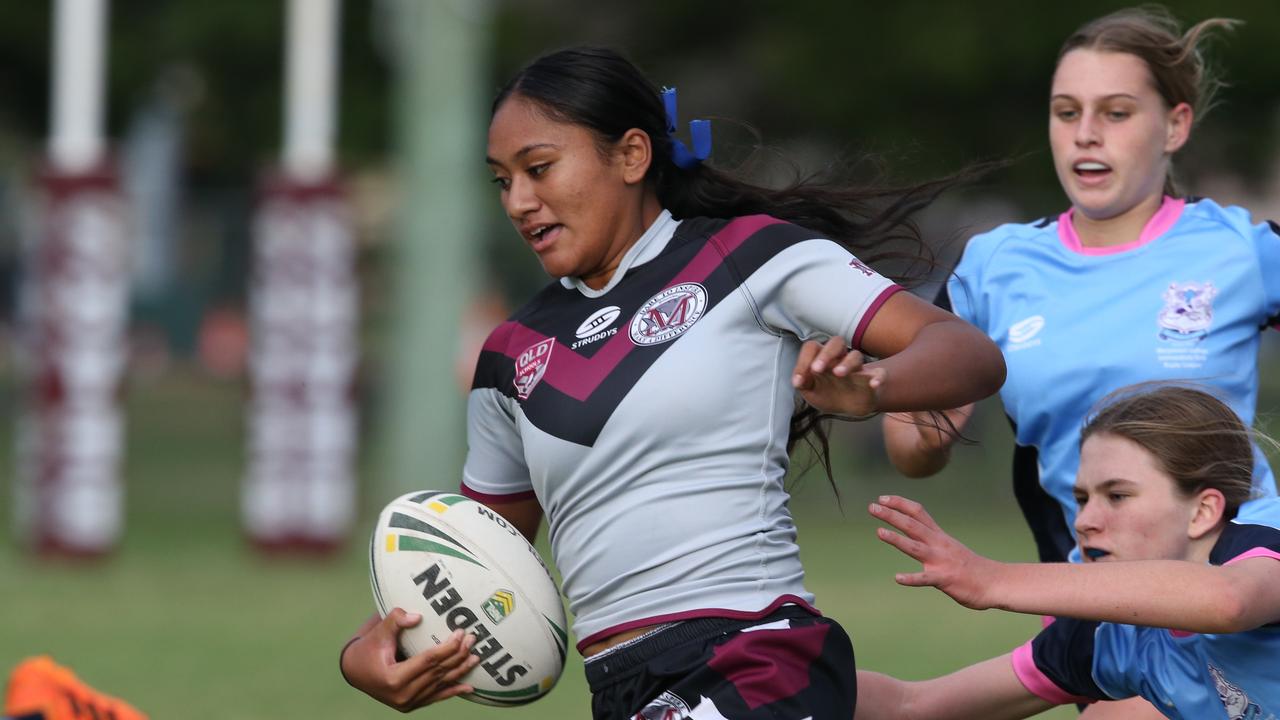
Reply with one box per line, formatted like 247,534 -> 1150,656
4,656 -> 147,720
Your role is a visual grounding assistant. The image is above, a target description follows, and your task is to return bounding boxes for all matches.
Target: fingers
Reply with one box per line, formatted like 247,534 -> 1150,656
792,340 -> 821,389
793,338 -> 863,388
396,631 -> 480,706
381,607 -> 423,633
398,630 -> 476,679
868,498 -> 935,541
852,364 -> 883,388
876,495 -> 938,530
875,526 -> 929,562
894,572 -> 933,588
811,337 -> 858,374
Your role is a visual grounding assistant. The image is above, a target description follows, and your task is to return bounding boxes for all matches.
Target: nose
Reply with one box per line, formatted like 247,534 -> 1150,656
504,175 -> 539,220
1074,497 -> 1101,536
1074,111 -> 1100,148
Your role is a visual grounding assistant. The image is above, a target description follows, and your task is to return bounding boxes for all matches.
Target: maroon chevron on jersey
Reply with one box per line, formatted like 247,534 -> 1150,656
462,210 -> 899,646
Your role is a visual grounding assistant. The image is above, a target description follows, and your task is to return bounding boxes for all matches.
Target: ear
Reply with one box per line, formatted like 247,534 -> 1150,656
1164,102 -> 1193,154
616,128 -> 653,185
1187,487 -> 1227,541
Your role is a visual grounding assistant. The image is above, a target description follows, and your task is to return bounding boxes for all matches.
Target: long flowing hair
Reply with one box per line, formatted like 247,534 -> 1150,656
494,46 -> 988,487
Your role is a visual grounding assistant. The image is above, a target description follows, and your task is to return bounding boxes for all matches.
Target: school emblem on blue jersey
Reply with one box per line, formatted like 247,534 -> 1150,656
1209,664 -> 1265,720
1157,281 -> 1217,342
514,337 -> 554,399
629,282 -> 708,346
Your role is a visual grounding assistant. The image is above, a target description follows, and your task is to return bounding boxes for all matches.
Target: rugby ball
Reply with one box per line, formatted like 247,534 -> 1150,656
368,491 -> 568,706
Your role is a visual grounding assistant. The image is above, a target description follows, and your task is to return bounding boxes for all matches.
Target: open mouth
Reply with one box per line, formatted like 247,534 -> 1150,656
1083,547 -> 1111,561
1073,161 -> 1111,180
528,223 -> 561,247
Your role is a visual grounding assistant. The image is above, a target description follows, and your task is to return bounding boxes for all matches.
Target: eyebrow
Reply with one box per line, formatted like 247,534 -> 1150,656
1073,478 -> 1138,494
1050,93 -> 1140,103
485,142 -> 559,166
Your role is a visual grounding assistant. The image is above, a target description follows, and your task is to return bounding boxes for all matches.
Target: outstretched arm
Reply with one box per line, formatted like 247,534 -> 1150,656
793,292 -> 1003,418
855,654 -> 1055,720
870,495 -> 1280,633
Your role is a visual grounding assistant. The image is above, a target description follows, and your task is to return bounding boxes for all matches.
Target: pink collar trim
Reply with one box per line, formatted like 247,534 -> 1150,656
1057,196 -> 1186,256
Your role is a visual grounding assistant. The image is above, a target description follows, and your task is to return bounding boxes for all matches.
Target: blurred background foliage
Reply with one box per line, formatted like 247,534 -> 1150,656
0,1 -> 1277,717
2,0 -> 1278,318
2,0 -> 1278,194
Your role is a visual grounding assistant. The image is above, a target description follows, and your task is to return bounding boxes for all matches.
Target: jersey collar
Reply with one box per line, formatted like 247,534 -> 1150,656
1057,195 -> 1186,256
559,209 -> 681,296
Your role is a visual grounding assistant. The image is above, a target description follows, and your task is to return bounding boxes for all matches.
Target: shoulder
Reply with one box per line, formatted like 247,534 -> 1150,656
1180,197 -> 1271,242
680,214 -> 830,255
957,216 -> 1058,272
681,214 -> 854,281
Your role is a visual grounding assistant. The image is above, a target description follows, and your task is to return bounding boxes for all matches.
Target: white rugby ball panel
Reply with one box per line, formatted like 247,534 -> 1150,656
369,491 -> 567,706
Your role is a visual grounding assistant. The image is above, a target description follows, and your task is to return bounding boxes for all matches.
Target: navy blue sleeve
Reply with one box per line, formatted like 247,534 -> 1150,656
1026,617 -> 1109,701
1209,521 -> 1280,566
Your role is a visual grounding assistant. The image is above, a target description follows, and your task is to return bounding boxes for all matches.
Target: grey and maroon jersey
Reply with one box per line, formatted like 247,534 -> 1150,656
461,210 -> 899,649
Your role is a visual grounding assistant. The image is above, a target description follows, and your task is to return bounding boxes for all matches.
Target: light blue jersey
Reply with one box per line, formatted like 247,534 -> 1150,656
1013,498 -> 1280,720
948,197 -> 1280,562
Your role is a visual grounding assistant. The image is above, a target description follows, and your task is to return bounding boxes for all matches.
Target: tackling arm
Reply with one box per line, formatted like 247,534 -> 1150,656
871,495 -> 1280,633
854,655 -> 1055,720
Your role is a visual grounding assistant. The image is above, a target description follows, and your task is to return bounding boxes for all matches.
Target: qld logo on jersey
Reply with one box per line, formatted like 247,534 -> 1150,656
1157,281 -> 1217,342
629,282 -> 708,346
571,305 -> 621,350
513,337 -> 554,399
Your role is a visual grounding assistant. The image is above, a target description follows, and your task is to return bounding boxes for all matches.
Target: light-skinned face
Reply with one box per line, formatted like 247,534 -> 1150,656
486,94 -> 657,290
1049,49 -> 1192,231
1073,432 -> 1222,564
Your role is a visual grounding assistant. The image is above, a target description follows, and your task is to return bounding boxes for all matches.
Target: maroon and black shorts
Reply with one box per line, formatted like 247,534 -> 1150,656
584,606 -> 856,719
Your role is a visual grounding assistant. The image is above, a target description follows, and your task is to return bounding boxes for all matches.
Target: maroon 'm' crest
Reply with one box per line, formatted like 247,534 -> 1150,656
642,294 -> 696,334
513,337 -> 555,399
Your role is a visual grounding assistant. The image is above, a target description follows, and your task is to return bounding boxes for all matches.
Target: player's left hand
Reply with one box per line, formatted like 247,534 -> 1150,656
869,495 -> 998,610
791,338 -> 884,418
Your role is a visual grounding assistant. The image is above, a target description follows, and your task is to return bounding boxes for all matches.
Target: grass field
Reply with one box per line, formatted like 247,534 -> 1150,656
3,352 -> 1277,718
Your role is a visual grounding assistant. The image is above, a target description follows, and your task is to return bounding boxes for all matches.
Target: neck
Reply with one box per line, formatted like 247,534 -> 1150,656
581,194 -> 664,290
1072,193 -> 1164,249
1188,526 -> 1226,565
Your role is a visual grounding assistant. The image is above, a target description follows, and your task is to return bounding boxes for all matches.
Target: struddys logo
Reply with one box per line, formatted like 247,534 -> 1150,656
1157,281 -> 1217,342
628,283 -> 708,346
513,338 -> 554,399
571,305 -> 621,350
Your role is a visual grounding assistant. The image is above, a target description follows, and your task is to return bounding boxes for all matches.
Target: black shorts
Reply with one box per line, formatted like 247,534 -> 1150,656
584,606 -> 856,719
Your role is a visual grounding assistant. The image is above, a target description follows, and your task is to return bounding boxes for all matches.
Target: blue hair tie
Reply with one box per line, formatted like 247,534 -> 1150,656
662,87 -> 711,169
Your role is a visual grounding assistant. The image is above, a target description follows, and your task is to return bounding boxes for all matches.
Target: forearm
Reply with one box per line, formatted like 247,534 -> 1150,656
868,319 -> 1003,412
982,560 -> 1271,633
853,671 -> 909,720
882,413 -> 952,478
858,656 -> 1053,720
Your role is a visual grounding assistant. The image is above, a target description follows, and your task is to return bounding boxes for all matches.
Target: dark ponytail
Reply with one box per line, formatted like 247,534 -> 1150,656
494,46 -> 980,286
